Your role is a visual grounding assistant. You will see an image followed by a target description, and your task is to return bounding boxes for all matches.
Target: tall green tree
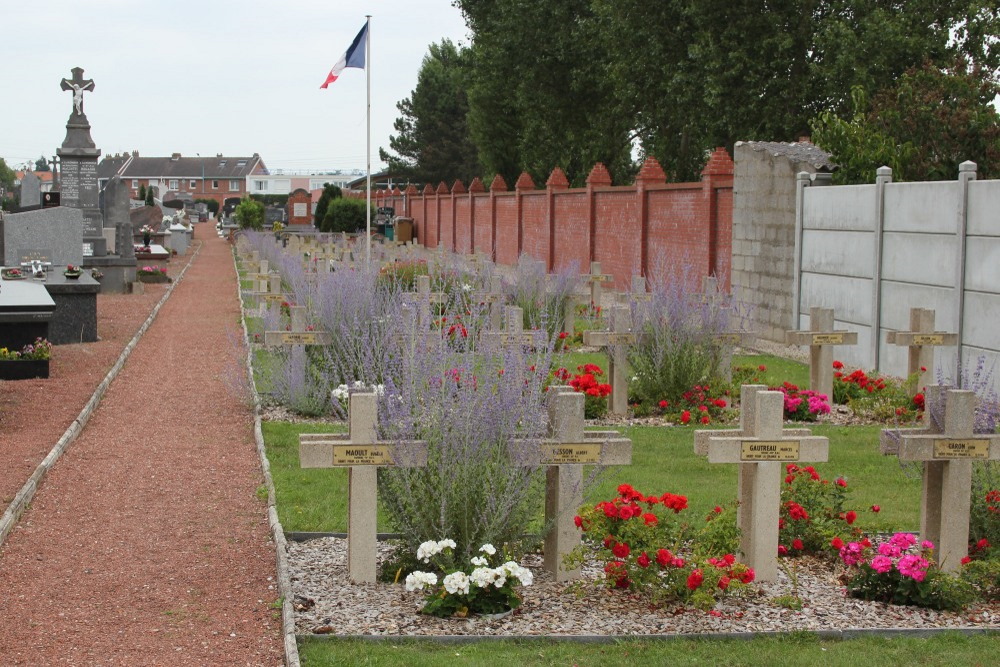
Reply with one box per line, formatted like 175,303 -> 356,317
235,196 -> 265,231
458,0 -> 636,186
379,40 -> 481,187
313,183 -> 343,227
35,155 -> 50,172
0,158 -> 15,211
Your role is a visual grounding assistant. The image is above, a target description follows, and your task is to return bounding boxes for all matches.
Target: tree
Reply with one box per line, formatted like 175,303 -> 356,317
144,186 -> 154,206
35,155 -> 50,172
379,40 -> 481,186
0,158 -> 16,211
313,183 -> 342,226
457,0 -> 636,186
235,196 -> 265,230
138,183 -> 147,201
812,60 -> 1000,183
319,198 -> 370,234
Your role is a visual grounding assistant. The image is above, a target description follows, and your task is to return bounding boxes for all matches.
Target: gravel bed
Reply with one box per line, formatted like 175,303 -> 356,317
289,537 -> 998,637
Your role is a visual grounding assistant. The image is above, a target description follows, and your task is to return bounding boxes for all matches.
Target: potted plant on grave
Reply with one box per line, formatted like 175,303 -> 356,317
64,263 -> 82,279
1,267 -> 25,280
140,224 -> 154,246
0,337 -> 53,380
137,265 -> 170,283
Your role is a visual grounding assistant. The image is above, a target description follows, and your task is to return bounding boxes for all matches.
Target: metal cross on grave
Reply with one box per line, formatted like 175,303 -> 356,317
60,67 -> 95,116
786,306 -> 858,401
880,387 -> 1000,572
697,386 -> 828,582
513,386 -> 632,581
299,393 -> 428,582
886,308 -> 957,397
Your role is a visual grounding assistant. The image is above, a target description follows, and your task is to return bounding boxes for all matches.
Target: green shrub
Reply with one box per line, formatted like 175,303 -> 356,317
320,198 -> 371,234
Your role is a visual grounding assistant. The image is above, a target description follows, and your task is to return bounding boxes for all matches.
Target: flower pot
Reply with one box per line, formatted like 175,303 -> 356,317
143,234 -> 151,246
1,268 -> 25,280
64,271 -> 82,280
0,360 -> 49,380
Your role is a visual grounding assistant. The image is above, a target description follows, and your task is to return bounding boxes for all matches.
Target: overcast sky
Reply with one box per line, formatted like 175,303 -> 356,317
0,0 -> 470,175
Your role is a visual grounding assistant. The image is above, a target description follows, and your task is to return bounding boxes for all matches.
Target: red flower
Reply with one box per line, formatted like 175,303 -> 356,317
680,410 -> 691,424
844,511 -> 857,525
831,537 -> 844,550
612,542 -> 631,559
686,569 -> 704,590
739,568 -> 755,584
713,506 -> 723,514
659,400 -> 669,409
558,331 -> 568,339
785,475 -> 795,484
758,365 -> 767,371
961,556 -> 972,565
792,538 -> 804,550
618,505 -> 634,520
602,503 -> 617,518
722,554 -> 736,565
977,538 -> 990,550
700,415 -> 710,424
604,561 -> 630,588
835,477 -> 847,488
656,548 -> 672,567
636,552 -> 651,568
643,513 -> 658,526
713,398 -> 727,408
573,515 -> 583,528
871,505 -> 881,513
832,360 -> 844,370
698,405 -> 708,412
777,545 -> 788,556
717,576 -> 731,590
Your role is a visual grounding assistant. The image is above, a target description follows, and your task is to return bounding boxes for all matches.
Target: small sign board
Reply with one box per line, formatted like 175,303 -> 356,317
541,443 -> 602,464
913,334 -> 945,345
740,439 -> 801,461
82,242 -> 94,257
811,333 -> 844,345
332,445 -> 394,466
267,331 -> 330,345
585,274 -> 612,283
261,293 -> 285,303
602,333 -> 638,344
933,439 -> 990,459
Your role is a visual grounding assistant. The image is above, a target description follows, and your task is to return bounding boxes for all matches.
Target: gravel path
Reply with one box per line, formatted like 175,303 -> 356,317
0,229 -> 283,665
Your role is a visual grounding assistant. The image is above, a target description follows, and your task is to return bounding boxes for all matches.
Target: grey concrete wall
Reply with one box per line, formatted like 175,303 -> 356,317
732,142 -> 823,342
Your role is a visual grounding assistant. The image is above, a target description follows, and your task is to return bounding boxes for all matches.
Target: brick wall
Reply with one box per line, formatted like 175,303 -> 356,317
286,188 -> 312,225
376,150 -> 735,290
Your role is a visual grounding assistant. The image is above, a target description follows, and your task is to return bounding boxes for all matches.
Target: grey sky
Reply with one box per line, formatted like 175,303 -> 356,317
1,0 -> 469,174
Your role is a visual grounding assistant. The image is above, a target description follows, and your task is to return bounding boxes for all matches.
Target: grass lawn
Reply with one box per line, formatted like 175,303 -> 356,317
298,632 -> 999,665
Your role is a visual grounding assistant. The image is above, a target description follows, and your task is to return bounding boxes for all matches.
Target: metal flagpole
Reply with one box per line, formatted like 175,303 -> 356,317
365,14 -> 372,265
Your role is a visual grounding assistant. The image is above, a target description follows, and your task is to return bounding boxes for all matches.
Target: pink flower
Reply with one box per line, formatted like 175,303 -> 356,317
870,555 -> 893,573
921,540 -> 934,551
890,533 -> 917,550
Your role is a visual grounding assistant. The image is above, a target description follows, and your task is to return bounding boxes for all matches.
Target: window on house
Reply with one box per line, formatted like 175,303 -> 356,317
237,160 -> 247,167
190,180 -> 197,189
229,180 -> 240,191
131,179 -> 138,188
219,160 -> 227,167
169,179 -> 178,190
254,180 -> 267,192
212,180 -> 219,189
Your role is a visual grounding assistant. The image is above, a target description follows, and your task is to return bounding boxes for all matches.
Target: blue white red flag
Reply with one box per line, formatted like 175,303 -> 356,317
320,23 -> 368,88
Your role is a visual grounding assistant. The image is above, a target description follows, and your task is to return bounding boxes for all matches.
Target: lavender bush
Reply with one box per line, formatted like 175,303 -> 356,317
505,255 -> 580,337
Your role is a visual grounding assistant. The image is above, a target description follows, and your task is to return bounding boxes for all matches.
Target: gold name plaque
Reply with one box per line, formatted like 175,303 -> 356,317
280,332 -> 321,345
587,275 -> 612,283
541,444 -> 602,464
603,333 -> 638,345
333,445 -> 394,465
811,333 -> 844,345
741,440 -> 801,461
913,334 -> 944,345
715,333 -> 743,345
933,439 -> 989,459
262,293 -> 285,302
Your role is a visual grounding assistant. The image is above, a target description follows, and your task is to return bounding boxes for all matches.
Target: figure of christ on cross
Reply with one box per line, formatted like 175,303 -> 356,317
61,67 -> 95,116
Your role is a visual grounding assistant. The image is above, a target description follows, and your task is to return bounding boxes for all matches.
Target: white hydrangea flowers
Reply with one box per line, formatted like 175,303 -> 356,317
331,381 -> 386,403
405,540 -> 533,600
416,538 -> 457,563
404,571 -> 438,592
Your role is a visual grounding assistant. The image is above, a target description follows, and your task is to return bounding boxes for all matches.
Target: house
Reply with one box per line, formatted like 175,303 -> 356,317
13,170 -> 55,192
98,151 -> 268,210
245,171 -> 358,197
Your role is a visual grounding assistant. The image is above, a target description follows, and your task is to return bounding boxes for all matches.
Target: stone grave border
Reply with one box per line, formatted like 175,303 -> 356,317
233,241 -> 995,657
0,241 -> 203,547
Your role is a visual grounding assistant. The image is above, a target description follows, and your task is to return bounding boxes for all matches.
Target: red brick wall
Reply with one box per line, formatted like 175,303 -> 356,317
382,150 -> 735,290
286,189 -> 312,225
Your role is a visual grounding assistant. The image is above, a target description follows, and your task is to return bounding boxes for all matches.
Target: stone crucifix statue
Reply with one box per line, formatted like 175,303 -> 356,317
60,67 -> 95,116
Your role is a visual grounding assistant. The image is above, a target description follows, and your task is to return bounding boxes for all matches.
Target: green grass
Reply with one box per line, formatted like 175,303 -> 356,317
299,632 -> 999,666
264,422 -> 920,535
553,350 -> 608,376
733,354 -> 810,390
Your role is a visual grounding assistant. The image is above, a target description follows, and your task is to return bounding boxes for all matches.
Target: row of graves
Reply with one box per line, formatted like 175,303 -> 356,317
0,68 -> 192,379
235,229 -> 995,624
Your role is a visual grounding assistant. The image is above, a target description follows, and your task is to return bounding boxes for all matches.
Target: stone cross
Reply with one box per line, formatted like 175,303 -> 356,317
698,386 -> 829,582
264,305 -> 332,347
886,308 -> 957,397
471,274 -> 505,331
582,306 -> 638,415
513,387 -> 632,581
481,305 -> 547,349
61,67 -> 95,116
582,261 -> 612,309
880,387 -> 1000,572
402,275 -> 445,328
299,393 -> 427,583
786,307 -> 858,401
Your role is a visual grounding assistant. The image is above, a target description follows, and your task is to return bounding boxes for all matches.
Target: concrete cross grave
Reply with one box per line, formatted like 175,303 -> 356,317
582,261 -> 612,309
401,275 -> 445,328
886,308 -> 957,397
480,305 -> 547,349
697,386 -> 829,581
299,392 -> 428,583
879,387 -> 1000,572
471,274 -> 505,331
263,305 -> 331,347
248,272 -> 286,316
582,306 -> 639,415
786,307 -> 858,401
512,386 -> 632,581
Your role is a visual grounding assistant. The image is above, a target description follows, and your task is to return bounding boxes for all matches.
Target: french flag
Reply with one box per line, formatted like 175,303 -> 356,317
321,23 -> 368,88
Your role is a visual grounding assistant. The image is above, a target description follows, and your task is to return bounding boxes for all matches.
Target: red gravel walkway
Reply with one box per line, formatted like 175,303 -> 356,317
0,230 -> 283,665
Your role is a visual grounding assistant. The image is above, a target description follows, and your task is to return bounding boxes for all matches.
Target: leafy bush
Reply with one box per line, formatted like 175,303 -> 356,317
235,196 -> 265,230
320,198 -> 372,234
505,255 -> 579,338
778,464 -> 871,558
773,382 -> 830,421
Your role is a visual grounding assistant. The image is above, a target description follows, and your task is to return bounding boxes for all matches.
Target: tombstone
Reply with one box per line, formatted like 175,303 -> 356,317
886,308 -> 958,397
263,305 -> 332,347
880,388 -> 1000,572
582,306 -> 638,415
401,275 -> 445,329
472,274 -> 505,331
19,171 -> 41,208
697,386 -> 829,581
786,307 -> 859,401
481,305 -> 547,349
0,278 -> 56,351
116,223 -> 135,260
299,393 -> 428,582
56,68 -> 106,258
512,387 -> 632,580
582,261 -> 612,308
2,207 -> 84,268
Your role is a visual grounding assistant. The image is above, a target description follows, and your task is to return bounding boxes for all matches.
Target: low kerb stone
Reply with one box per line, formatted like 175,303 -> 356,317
299,393 -> 427,583
786,307 -> 858,400
697,385 -> 828,582
881,387 -> 1000,572
886,308 -> 957,397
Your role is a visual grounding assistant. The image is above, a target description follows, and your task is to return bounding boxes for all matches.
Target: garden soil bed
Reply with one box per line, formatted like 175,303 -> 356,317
289,537 -> 998,637
0,231 -> 283,664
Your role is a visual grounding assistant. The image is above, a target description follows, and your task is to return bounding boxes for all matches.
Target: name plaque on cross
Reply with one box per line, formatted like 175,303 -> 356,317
600,333 -> 638,345
932,439 -> 990,459
811,333 -> 844,345
913,334 -> 945,345
540,443 -> 602,464
333,445 -> 395,465
586,274 -> 612,283
261,294 -> 285,303
266,331 -> 331,346
740,440 -> 801,461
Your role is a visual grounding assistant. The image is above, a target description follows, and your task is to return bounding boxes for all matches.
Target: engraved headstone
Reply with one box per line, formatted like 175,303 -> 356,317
2,207 -> 84,267
19,172 -> 41,208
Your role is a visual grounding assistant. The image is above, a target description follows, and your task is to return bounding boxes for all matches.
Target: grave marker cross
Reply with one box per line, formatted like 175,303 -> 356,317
263,305 -> 332,347
60,67 -> 95,116
582,306 -> 636,415
786,307 -> 858,401
698,386 -> 828,581
299,393 -> 427,583
886,308 -> 957,397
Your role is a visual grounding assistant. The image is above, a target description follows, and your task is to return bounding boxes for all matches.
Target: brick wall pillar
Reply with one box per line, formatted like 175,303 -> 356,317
585,163 -> 612,263
435,181 -> 448,248
421,184 -> 434,246
469,177 -> 485,253
451,179 -> 466,253
635,157 -> 667,278
514,172 -> 536,258
546,167 -> 569,271
489,174 -> 507,260
702,147 -> 735,285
